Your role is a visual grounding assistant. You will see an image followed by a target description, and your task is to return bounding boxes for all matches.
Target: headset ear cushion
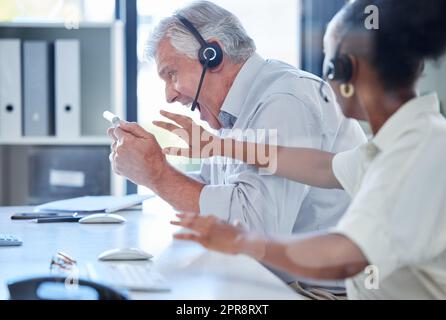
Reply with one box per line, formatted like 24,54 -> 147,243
198,42 -> 223,68
337,55 -> 353,83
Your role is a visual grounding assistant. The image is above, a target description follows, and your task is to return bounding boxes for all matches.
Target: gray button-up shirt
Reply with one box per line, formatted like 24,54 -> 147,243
193,53 -> 367,236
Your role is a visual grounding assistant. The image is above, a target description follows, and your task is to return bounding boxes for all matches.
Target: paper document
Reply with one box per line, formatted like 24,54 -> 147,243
34,194 -> 154,213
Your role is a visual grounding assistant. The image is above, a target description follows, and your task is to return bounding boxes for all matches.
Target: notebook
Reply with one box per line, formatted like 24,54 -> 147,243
34,194 -> 154,214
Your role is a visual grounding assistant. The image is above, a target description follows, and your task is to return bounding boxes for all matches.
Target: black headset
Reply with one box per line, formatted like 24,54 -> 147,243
325,52 -> 353,83
320,31 -> 354,102
175,14 -> 224,111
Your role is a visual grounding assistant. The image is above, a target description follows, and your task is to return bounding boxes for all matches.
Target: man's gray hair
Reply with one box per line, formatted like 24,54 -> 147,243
146,1 -> 256,64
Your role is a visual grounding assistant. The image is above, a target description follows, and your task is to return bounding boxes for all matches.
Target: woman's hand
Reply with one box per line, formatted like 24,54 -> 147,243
153,110 -> 222,158
171,213 -> 247,255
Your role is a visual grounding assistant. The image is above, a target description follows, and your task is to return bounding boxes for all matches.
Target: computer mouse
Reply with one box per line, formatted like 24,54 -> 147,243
98,248 -> 153,261
79,213 -> 126,224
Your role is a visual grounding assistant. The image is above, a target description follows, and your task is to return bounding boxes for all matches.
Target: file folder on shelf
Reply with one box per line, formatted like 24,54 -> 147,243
23,41 -> 55,136
55,39 -> 81,138
34,194 -> 154,214
0,39 -> 22,139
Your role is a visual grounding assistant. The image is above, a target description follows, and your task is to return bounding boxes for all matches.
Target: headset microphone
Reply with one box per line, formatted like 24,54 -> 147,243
175,14 -> 223,112
191,59 -> 209,111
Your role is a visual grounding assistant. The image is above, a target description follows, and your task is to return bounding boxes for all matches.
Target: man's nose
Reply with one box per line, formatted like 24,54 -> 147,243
165,84 -> 179,104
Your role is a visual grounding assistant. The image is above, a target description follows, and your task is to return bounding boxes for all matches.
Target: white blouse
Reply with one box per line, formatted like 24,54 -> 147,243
333,93 -> 446,299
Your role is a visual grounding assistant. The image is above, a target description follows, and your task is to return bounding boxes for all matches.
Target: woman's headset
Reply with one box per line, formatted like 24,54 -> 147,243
320,28 -> 354,102
325,44 -> 353,83
175,14 -> 224,111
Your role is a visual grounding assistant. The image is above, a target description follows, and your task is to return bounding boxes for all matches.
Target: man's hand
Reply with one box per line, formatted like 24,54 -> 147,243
171,213 -> 247,255
108,121 -> 167,187
153,110 -> 222,158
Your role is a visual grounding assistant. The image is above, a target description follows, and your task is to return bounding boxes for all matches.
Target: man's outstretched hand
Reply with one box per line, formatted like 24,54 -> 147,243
153,110 -> 222,158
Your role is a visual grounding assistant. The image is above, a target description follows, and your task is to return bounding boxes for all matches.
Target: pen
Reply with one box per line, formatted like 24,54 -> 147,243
11,212 -> 74,220
36,216 -> 81,223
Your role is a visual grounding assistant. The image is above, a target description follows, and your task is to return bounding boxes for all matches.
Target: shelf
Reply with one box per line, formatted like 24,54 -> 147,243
0,22 -> 113,29
0,22 -> 124,137
0,136 -> 111,146
0,21 -> 126,205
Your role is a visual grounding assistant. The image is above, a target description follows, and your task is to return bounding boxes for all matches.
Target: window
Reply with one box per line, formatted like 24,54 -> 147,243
0,0 -> 115,23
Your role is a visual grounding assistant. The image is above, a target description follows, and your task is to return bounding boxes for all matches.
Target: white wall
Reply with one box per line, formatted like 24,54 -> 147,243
0,147 -> 3,204
418,56 -> 446,114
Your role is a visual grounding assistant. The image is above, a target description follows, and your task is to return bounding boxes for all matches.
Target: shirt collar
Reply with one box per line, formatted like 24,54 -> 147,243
218,110 -> 237,129
373,92 -> 440,151
219,53 -> 266,121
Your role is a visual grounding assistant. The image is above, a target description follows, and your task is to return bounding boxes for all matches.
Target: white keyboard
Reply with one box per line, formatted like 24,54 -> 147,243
0,234 -> 22,246
86,263 -> 170,292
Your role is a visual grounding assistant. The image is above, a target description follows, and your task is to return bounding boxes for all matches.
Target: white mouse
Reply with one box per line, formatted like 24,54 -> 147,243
98,248 -> 153,261
79,213 -> 126,224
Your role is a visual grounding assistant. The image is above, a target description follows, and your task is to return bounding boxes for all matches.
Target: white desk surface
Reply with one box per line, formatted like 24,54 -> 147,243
0,197 -> 301,300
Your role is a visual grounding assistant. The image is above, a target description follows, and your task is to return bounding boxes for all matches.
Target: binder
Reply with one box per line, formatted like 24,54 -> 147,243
23,41 -> 55,136
55,39 -> 80,138
0,39 -> 22,138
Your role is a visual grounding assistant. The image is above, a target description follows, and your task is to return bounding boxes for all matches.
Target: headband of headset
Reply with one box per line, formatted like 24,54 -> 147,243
324,20 -> 355,83
175,14 -> 223,68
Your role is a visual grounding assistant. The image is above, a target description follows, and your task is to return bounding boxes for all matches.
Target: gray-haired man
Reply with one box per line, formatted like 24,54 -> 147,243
108,1 -> 366,292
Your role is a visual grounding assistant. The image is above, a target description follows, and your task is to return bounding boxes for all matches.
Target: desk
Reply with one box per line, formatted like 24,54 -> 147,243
0,197 -> 300,300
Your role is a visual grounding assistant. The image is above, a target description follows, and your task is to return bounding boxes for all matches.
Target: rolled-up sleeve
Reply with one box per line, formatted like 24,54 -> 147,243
200,184 -> 235,220
333,206 -> 398,281
188,161 -> 211,184
332,146 -> 363,196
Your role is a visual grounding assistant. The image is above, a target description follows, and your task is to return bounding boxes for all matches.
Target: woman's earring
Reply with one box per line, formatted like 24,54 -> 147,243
340,83 -> 355,98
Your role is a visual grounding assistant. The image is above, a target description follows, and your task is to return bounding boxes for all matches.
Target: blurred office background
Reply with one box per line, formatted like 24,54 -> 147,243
0,0 -> 444,205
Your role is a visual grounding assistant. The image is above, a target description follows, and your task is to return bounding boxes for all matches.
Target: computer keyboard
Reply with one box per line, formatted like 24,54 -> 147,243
0,234 -> 22,246
86,263 -> 170,292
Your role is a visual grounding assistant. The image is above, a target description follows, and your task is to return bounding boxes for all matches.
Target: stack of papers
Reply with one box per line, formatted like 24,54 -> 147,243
34,194 -> 154,213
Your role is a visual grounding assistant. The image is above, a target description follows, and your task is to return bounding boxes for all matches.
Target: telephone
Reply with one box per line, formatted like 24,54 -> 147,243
7,276 -> 128,300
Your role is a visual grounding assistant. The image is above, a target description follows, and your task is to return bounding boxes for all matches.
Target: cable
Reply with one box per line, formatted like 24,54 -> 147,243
191,59 -> 209,111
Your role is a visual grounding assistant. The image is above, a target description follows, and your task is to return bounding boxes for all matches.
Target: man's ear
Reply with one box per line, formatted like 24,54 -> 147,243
209,56 -> 225,73
207,39 -> 225,73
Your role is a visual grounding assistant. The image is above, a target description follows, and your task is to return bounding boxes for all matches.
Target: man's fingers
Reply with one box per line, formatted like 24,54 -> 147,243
111,141 -> 117,152
170,220 -> 183,227
118,121 -> 152,139
154,122 -> 190,142
109,152 -> 119,174
160,110 -> 191,128
152,120 -> 182,133
114,126 -> 132,141
162,147 -> 192,158
107,127 -> 117,141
